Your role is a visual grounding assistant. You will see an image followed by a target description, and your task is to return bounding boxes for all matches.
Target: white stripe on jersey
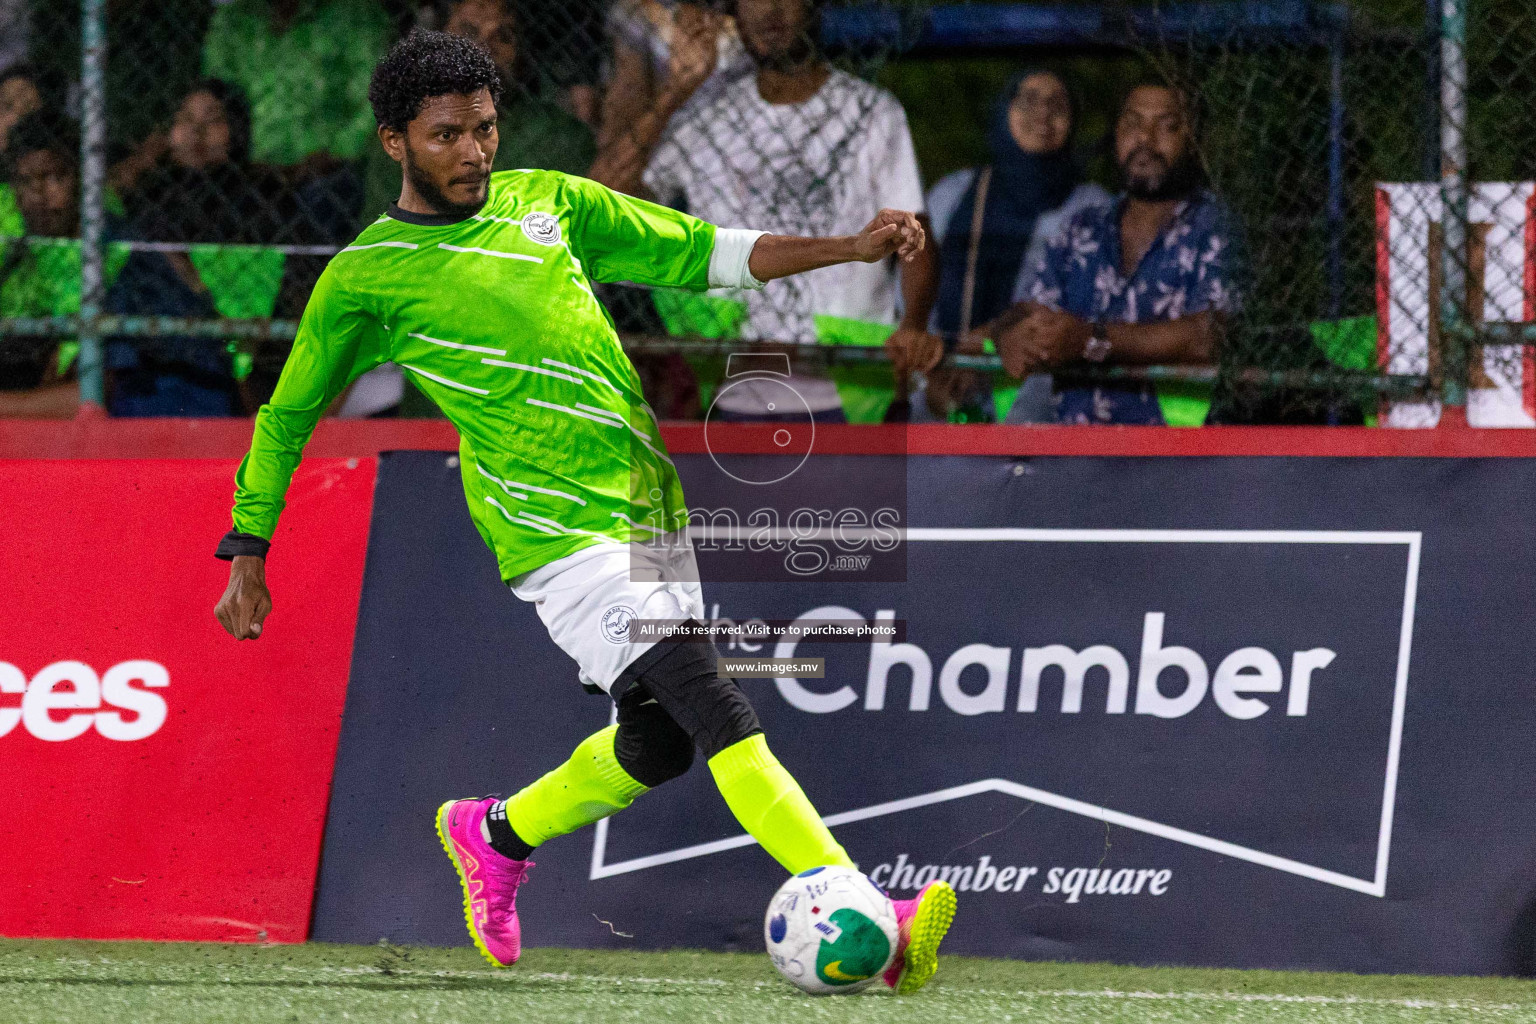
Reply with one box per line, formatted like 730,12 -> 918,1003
402,364 -> 489,395
542,359 -> 620,392
340,240 -> 419,252
438,243 -> 543,263
481,359 -> 584,384
410,332 -> 507,356
477,464 -> 587,505
525,398 -> 625,427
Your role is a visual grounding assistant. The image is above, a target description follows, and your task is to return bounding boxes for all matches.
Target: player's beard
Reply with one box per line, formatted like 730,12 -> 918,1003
402,146 -> 489,219
1119,145 -> 1203,202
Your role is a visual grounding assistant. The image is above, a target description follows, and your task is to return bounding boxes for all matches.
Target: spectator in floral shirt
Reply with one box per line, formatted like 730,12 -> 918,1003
992,81 -> 1238,424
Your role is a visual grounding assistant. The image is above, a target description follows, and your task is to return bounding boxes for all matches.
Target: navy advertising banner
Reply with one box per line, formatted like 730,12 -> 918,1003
313,451 -> 1536,975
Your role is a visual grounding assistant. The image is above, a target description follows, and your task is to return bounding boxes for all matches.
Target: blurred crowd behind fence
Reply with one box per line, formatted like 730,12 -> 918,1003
0,0 -> 1527,424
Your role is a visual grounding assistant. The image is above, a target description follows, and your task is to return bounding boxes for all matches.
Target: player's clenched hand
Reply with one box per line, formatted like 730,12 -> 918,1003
853,209 -> 925,264
215,555 -> 272,640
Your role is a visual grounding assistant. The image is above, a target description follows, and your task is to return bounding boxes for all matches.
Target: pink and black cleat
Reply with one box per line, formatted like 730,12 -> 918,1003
883,880 -> 958,995
435,797 -> 535,968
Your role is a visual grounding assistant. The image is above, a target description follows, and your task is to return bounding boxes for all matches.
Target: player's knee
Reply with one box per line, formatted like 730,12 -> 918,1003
614,695 -> 695,787
695,677 -> 762,760
627,631 -> 763,761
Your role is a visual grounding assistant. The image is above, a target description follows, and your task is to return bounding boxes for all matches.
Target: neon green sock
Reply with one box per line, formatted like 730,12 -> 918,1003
503,725 -> 648,848
708,733 -> 854,874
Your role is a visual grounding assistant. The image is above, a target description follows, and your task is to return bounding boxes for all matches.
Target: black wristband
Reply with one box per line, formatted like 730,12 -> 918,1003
215,530 -> 270,561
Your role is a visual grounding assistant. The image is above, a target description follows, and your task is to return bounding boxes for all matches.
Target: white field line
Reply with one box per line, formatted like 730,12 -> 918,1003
10,960 -> 1532,1012
970,988 -> 1535,1014
0,962 -> 725,989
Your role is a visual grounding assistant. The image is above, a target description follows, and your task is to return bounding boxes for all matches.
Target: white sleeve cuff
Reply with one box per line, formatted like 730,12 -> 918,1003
708,228 -> 768,290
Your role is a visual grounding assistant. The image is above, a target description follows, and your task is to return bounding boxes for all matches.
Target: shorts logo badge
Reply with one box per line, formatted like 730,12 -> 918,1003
521,212 -> 562,246
602,605 -> 636,644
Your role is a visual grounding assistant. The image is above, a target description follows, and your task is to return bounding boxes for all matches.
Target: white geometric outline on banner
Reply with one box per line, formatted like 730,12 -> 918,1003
590,529 -> 1422,898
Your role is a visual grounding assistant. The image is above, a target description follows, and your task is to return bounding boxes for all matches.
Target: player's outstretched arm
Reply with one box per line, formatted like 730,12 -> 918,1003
745,209 -> 926,282
215,555 -> 272,641
211,268 -> 383,643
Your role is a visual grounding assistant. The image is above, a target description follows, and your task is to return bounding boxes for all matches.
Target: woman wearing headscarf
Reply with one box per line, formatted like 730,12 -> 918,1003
909,69 -> 1109,422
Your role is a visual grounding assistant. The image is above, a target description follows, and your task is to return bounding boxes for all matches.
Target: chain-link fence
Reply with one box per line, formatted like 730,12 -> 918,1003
1138,0 -> 1508,425
0,0 -> 1528,424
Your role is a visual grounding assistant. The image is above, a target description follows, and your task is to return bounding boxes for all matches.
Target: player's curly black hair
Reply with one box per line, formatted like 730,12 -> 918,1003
367,28 -> 504,134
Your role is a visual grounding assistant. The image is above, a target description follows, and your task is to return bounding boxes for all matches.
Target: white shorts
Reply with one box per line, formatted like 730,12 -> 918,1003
509,532 -> 706,695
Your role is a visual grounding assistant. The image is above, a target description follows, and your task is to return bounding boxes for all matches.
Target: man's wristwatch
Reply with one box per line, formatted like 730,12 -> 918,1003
1083,323 -> 1112,363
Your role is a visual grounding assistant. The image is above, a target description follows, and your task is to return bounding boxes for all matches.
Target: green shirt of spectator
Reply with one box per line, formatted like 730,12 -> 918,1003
494,97 -> 596,179
0,236 -> 129,411
0,184 -> 21,237
1,236 -> 129,322
202,0 -> 392,166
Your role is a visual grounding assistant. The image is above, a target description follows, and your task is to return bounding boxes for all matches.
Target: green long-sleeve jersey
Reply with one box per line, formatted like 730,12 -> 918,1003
230,170 -> 718,580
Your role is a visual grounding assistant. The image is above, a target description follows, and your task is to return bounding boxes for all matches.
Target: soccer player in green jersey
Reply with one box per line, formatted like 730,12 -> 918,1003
213,28 -> 955,991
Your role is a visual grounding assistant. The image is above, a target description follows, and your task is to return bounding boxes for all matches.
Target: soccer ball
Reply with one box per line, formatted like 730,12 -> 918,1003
763,866 -> 899,995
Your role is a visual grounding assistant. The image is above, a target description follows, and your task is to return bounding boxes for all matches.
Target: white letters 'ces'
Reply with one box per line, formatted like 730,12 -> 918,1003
0,660 -> 170,742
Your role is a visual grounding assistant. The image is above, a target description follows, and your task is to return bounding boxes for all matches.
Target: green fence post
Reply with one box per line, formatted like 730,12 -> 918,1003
1439,0 -> 1470,413
76,0 -> 108,408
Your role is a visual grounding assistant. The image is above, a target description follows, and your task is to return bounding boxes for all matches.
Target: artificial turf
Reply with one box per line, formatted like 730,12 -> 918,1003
3,938 -> 1536,1024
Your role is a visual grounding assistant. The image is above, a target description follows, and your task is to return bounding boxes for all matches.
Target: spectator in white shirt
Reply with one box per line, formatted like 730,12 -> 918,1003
591,0 -> 940,421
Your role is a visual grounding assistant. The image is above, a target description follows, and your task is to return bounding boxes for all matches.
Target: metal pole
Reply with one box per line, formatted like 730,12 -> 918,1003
77,0 -> 107,408
1326,30 -> 1346,319
1439,0 -> 1469,410
1424,0 -> 1442,180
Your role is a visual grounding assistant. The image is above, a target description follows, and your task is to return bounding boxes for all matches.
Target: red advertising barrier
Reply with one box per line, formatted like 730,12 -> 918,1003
0,458 -> 375,942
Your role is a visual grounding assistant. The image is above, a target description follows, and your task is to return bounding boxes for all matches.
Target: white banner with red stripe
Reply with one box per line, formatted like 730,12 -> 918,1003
1375,182 -> 1536,427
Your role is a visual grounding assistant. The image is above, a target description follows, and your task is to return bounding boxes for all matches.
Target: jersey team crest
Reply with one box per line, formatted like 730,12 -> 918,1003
602,605 -> 636,644
521,211 -> 562,246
